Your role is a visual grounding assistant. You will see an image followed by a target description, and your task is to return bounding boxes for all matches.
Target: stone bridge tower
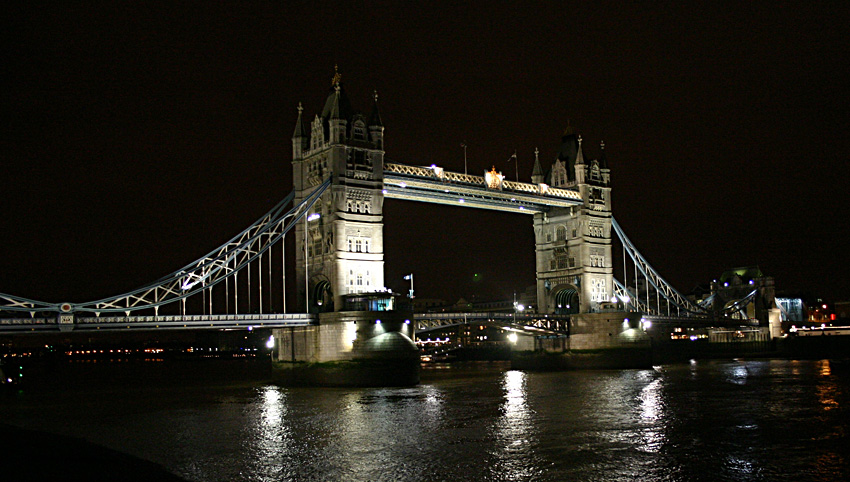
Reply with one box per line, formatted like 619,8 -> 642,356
534,127 -> 614,314
291,70 -> 386,313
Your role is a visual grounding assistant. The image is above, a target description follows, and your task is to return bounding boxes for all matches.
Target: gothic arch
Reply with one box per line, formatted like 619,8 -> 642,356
551,284 -> 580,315
311,277 -> 334,313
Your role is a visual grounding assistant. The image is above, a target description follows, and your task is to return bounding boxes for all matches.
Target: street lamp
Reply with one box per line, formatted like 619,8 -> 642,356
404,273 -> 414,299
513,291 -> 524,320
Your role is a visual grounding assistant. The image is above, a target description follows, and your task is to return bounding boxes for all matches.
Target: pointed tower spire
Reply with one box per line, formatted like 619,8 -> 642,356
598,140 -> 609,170
369,89 -> 383,127
368,89 -> 384,148
292,102 -> 309,160
574,135 -> 586,184
292,102 -> 306,139
575,135 -> 585,165
599,140 -> 610,185
532,147 -> 544,184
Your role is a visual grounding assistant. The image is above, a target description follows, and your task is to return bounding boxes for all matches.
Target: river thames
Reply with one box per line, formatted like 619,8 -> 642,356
2,359 -> 848,481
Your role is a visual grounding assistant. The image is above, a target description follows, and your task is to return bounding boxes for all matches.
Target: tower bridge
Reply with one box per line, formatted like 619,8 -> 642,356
1,71 -> 780,378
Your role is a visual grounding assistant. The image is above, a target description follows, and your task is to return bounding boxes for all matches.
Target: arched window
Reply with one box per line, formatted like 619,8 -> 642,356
556,225 -> 567,241
353,120 -> 366,140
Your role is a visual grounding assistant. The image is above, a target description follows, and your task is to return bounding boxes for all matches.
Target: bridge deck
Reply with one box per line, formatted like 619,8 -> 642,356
0,313 -> 316,333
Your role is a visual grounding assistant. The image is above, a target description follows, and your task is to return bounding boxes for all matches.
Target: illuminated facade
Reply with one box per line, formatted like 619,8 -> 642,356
292,70 -> 386,312
533,128 -> 614,314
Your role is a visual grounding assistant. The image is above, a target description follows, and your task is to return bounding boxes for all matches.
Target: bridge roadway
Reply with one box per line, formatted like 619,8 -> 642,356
414,312 -> 570,335
0,311 -> 757,334
0,311 -> 570,335
0,313 -> 316,333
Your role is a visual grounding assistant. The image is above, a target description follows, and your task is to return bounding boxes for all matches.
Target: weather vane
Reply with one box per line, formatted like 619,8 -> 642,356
331,65 -> 342,86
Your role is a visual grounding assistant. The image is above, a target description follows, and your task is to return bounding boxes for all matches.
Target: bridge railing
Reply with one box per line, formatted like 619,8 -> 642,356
75,313 -> 316,325
384,163 -> 581,201
414,311 -> 569,334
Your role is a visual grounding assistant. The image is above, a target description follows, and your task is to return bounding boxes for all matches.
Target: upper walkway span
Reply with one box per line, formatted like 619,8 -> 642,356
383,163 -> 582,213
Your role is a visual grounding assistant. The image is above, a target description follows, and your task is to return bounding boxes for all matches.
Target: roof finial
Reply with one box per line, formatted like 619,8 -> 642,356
373,89 -> 378,102
577,134 -> 582,146
297,102 -> 303,115
331,65 -> 342,86
600,140 -> 605,150
534,147 -> 539,161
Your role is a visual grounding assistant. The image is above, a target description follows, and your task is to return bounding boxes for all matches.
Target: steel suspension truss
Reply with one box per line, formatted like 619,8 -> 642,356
612,278 -> 651,313
612,217 -> 708,316
0,178 -> 332,316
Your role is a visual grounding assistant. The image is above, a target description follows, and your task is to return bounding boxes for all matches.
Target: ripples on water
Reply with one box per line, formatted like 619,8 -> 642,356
3,359 -> 848,481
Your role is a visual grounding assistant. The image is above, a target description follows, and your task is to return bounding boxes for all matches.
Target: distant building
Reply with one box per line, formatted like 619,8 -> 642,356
709,266 -> 776,326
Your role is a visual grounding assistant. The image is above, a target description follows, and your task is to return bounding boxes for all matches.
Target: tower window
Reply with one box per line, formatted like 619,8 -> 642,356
556,226 -> 567,241
348,236 -> 371,253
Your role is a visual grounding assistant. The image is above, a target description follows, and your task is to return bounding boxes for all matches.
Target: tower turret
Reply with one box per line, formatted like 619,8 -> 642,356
531,147 -> 544,185
368,90 -> 384,148
599,140 -> 610,185
574,135 -> 586,185
292,103 -> 308,161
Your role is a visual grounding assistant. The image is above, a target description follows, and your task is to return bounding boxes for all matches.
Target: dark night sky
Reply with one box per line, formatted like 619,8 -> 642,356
2,2 -> 849,307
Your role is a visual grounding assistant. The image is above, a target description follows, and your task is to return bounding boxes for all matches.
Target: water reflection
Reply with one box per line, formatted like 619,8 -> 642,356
247,385 -> 295,481
638,377 -> 665,453
726,362 -> 750,385
490,370 -> 543,481
3,360 -> 848,482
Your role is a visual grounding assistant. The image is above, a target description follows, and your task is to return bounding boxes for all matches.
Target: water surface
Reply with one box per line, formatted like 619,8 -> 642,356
2,359 -> 847,481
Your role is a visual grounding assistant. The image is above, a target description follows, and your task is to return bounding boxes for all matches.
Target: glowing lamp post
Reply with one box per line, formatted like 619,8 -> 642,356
404,273 -> 414,299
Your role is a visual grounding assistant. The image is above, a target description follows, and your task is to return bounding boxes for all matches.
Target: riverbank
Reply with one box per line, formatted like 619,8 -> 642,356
1,423 -> 189,482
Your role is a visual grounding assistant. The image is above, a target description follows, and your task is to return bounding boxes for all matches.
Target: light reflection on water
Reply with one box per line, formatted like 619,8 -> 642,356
2,359 -> 848,482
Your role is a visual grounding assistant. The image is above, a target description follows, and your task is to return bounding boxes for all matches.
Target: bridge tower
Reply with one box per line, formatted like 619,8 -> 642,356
534,127 -> 614,314
291,69 -> 386,313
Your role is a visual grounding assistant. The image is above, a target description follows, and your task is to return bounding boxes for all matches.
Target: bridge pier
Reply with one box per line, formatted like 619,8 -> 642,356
271,310 -> 419,386
512,312 -> 654,370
